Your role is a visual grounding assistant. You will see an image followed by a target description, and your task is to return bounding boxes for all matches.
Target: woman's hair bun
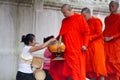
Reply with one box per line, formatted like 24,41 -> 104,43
21,33 -> 35,45
21,35 -> 26,42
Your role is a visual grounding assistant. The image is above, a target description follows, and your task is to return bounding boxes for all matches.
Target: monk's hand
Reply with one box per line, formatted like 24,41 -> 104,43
81,46 -> 87,51
104,36 -> 114,42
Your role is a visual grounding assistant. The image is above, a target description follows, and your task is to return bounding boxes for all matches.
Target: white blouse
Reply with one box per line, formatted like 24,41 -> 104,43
18,45 -> 33,73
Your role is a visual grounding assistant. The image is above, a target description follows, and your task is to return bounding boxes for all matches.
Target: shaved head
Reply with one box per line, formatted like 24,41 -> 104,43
61,4 -> 74,17
109,1 -> 119,7
81,7 -> 91,21
109,1 -> 119,13
61,4 -> 72,11
81,7 -> 91,14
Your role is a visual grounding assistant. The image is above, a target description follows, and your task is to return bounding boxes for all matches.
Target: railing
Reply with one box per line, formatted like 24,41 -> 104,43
43,0 -> 110,13
43,0 -> 110,5
92,0 -> 108,2
44,0 -> 109,3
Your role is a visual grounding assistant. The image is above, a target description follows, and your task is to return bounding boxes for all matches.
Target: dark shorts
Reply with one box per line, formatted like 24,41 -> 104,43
16,71 -> 35,80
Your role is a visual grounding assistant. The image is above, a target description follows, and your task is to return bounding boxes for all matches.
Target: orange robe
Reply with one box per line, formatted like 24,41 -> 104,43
86,17 -> 107,79
103,14 -> 120,80
52,13 -> 89,80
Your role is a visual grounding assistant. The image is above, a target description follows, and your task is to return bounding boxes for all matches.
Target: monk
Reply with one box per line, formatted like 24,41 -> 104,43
81,7 -> 107,80
50,4 -> 89,80
103,1 -> 120,80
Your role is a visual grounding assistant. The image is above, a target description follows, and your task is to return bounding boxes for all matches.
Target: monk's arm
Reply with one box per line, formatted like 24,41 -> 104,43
56,19 -> 66,40
90,20 -> 103,41
82,17 -> 89,47
110,25 -> 120,39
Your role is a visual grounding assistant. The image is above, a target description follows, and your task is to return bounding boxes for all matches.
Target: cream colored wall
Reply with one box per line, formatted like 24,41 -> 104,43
0,1 -> 63,80
34,9 -> 62,43
0,2 -> 34,80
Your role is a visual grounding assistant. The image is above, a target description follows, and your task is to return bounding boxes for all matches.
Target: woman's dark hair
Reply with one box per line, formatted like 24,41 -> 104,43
43,35 -> 54,43
21,33 -> 35,45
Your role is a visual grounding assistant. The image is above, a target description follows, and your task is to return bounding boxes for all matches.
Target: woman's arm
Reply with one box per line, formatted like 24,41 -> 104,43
29,38 -> 56,53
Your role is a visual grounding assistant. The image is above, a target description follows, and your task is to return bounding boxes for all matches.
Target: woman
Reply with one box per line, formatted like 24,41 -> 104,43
16,33 -> 56,80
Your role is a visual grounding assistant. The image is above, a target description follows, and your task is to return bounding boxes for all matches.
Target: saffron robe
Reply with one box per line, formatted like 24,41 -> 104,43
51,13 -> 89,80
103,14 -> 120,80
86,17 -> 107,79
50,60 -> 67,80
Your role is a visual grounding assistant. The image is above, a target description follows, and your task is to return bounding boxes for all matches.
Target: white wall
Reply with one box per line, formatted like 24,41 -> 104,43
0,2 -> 34,80
35,9 -> 63,43
0,1 -> 63,80
0,3 -> 18,80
